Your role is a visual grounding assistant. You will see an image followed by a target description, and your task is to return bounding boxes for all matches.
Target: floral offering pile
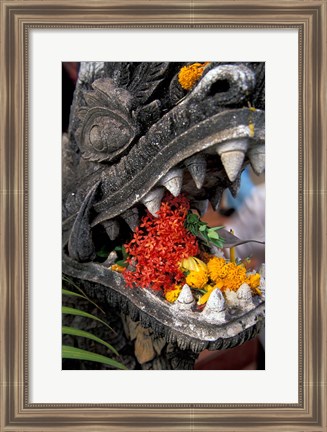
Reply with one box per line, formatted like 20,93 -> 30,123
112,194 -> 261,308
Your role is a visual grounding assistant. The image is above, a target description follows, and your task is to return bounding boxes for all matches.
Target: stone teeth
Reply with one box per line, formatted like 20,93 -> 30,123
175,284 -> 195,311
141,188 -> 165,217
216,139 -> 249,182
220,151 -> 245,183
237,283 -> 255,310
202,288 -> 227,322
229,176 -> 241,198
122,207 -> 139,231
248,145 -> 265,175
210,186 -> 225,211
103,219 -> 120,241
160,168 -> 183,197
184,154 -> 207,189
191,199 -> 209,217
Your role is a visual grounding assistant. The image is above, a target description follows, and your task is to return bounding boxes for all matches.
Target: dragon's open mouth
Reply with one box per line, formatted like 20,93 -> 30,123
62,61 -> 265,360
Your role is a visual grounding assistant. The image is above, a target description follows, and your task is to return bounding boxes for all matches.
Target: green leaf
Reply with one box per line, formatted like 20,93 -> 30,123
62,288 -> 87,300
62,345 -> 128,370
62,326 -> 119,356
62,288 -> 105,315
208,230 -> 219,239
62,307 -> 114,333
199,225 -> 207,232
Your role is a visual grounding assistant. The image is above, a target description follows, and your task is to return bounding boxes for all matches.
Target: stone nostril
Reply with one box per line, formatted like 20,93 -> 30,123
208,79 -> 230,96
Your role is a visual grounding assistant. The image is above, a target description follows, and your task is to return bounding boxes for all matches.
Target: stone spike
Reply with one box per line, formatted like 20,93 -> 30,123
122,207 -> 139,231
202,288 -> 227,322
203,288 -> 226,313
191,199 -> 209,217
210,186 -> 225,211
175,284 -> 195,311
160,168 -> 183,197
237,283 -> 255,310
103,219 -> 120,241
248,145 -> 265,175
229,176 -> 241,198
141,188 -> 165,217
220,150 -> 245,183
184,154 -> 207,189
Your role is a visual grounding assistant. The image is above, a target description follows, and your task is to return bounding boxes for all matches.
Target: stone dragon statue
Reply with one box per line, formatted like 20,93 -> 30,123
62,62 -> 265,370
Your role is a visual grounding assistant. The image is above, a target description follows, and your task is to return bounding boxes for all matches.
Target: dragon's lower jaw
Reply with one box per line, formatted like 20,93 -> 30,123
63,251 -> 265,353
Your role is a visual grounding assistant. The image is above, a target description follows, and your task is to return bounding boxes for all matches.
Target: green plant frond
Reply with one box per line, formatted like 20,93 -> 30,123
62,288 -> 88,300
62,306 -> 115,333
62,345 -> 128,370
62,326 -> 119,356
62,277 -> 105,315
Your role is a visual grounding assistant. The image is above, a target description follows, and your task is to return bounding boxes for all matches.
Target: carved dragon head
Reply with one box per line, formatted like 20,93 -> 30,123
62,62 -> 265,362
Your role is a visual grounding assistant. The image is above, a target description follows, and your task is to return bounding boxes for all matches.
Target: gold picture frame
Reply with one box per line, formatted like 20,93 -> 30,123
1,1 -> 326,430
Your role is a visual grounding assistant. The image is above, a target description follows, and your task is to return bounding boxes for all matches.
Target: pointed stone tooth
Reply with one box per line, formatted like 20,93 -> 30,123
210,186 -> 225,211
174,284 -> 195,311
184,154 -> 207,189
122,207 -> 139,231
248,145 -> 265,175
237,283 -> 255,310
160,168 -> 183,197
220,151 -> 245,182
229,176 -> 241,198
202,288 -> 227,322
216,139 -> 249,182
103,219 -> 120,241
191,199 -> 209,217
141,188 -> 165,217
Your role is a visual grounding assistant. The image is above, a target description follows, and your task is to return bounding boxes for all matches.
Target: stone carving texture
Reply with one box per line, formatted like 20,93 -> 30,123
62,62 -> 265,369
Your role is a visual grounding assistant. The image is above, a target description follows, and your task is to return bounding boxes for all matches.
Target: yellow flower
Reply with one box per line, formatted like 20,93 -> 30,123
180,256 -> 207,272
207,257 -> 226,282
178,62 -> 209,90
164,285 -> 182,303
186,268 -> 208,289
246,273 -> 261,295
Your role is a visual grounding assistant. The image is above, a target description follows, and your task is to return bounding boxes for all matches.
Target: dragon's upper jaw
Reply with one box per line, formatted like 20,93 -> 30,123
62,62 -> 265,353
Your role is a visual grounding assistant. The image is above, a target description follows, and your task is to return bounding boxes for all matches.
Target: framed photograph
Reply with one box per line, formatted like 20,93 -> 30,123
1,1 -> 326,431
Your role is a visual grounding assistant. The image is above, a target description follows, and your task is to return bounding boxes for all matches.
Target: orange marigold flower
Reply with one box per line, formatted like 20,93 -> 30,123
178,62 -> 209,90
207,257 -> 226,282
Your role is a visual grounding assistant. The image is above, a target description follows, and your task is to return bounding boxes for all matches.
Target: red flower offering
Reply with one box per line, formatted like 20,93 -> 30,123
123,194 -> 199,293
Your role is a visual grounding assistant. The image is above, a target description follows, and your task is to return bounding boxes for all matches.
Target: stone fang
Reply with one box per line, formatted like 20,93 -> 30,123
141,187 -> 165,217
202,288 -> 227,322
216,139 -> 249,182
248,145 -> 265,175
210,186 -> 225,211
122,207 -> 139,231
220,151 -> 245,183
184,154 -> 207,189
237,283 -> 255,310
160,168 -> 183,197
175,284 -> 195,311
103,219 -> 120,241
191,199 -> 209,217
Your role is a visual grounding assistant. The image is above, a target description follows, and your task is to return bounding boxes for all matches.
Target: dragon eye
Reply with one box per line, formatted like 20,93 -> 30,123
76,79 -> 137,163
